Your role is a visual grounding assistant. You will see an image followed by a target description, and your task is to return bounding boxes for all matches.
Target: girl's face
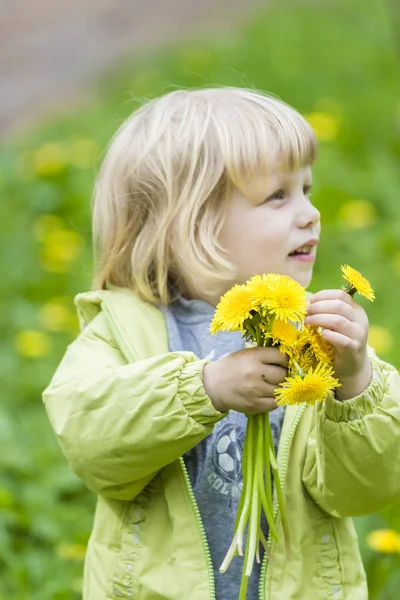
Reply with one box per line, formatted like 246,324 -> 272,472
217,164 -> 320,300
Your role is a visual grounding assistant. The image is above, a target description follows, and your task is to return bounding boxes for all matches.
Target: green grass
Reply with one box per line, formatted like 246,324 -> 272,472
1,0 -> 400,597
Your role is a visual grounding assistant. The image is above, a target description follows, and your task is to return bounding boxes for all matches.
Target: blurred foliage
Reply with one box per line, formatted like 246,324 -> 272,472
1,0 -> 400,597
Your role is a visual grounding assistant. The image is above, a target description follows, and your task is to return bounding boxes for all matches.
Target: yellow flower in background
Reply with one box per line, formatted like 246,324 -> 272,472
14,330 -> 52,358
32,143 -> 67,177
337,200 -> 376,229
210,284 -> 256,333
33,214 -> 65,242
305,112 -> 339,141
275,362 -> 340,406
367,529 -> 400,554
41,229 -> 84,272
57,543 -> 87,561
341,265 -> 375,301
33,213 -> 84,272
40,300 -> 78,333
368,326 -> 393,354
68,139 -> 99,169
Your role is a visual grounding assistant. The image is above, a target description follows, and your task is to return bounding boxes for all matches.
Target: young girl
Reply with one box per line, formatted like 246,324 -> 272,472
43,88 -> 400,600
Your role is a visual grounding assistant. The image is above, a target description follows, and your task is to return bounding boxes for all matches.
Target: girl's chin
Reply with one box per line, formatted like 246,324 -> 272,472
287,270 -> 314,288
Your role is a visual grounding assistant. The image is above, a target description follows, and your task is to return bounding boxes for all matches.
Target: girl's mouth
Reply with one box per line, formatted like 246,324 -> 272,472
288,252 -> 315,263
288,243 -> 317,262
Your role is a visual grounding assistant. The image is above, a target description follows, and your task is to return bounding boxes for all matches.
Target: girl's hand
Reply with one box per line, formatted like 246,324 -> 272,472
305,289 -> 372,401
203,346 -> 288,415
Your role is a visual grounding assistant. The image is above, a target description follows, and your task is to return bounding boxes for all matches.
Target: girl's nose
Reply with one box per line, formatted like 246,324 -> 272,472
295,200 -> 320,229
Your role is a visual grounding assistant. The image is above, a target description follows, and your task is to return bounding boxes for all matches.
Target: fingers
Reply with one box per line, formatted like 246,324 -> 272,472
253,346 -> 289,367
305,312 -> 357,335
306,290 -> 368,350
319,328 -> 363,351
306,299 -> 355,322
259,397 -> 279,413
261,364 -> 288,385
246,397 -> 278,415
309,289 -> 357,307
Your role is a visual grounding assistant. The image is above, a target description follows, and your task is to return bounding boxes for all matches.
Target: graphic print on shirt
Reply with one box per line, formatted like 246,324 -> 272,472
208,422 -> 245,500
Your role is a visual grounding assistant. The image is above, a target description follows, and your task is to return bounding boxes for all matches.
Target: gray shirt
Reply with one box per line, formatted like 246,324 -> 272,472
160,296 -> 285,600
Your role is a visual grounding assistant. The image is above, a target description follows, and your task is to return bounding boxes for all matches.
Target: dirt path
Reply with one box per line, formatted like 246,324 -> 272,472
1,0 -> 263,137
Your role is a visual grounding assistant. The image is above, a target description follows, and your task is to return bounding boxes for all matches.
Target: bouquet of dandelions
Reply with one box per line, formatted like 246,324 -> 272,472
210,265 -> 374,599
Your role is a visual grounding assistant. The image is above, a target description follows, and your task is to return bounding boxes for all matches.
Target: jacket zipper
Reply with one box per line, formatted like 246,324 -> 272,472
180,457 -> 216,600
102,300 -> 216,599
258,404 -> 307,600
102,302 -> 135,364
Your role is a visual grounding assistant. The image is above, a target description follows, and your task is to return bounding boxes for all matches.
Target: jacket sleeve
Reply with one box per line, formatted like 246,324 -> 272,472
302,347 -> 400,517
43,313 -> 226,501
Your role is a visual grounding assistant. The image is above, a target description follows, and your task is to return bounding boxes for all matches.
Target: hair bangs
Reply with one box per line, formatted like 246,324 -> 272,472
210,89 -> 317,195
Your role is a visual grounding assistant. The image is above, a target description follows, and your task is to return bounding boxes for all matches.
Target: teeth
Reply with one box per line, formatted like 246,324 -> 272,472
295,245 -> 311,254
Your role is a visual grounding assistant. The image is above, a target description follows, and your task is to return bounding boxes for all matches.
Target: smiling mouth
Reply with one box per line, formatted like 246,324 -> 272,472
288,245 -> 314,256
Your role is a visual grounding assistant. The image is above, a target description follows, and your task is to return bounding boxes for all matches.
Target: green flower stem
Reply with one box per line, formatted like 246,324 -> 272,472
245,418 -> 261,576
259,526 -> 273,563
266,417 -> 291,560
219,534 -> 238,573
244,320 -> 257,341
238,538 -> 251,600
263,413 -> 273,509
342,284 -> 356,297
234,419 -> 250,530
236,416 -> 254,556
290,357 -> 306,377
220,415 -> 252,572
257,414 -> 278,541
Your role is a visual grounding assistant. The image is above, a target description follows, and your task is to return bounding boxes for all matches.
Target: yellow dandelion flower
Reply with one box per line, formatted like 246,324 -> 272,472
294,348 -> 318,373
33,143 -> 67,177
40,229 -> 84,272
368,326 -> 393,354
57,543 -> 87,561
338,200 -> 376,229
14,330 -> 52,358
33,214 -> 65,242
264,276 -> 307,323
40,300 -> 78,333
210,285 -> 256,334
289,327 -> 310,357
306,326 -> 335,364
270,319 -> 299,346
367,529 -> 400,554
68,139 -> 99,169
305,112 -> 339,142
341,265 -> 375,301
246,273 -> 279,307
275,362 -> 340,406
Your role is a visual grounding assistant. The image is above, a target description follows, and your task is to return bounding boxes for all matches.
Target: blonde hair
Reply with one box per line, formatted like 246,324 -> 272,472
92,87 -> 317,303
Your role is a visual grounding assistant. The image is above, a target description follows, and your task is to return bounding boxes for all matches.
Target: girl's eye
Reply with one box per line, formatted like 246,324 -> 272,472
267,189 -> 285,202
303,185 -> 312,197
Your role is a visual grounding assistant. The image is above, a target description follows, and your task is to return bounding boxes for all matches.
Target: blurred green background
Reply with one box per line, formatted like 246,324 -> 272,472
1,0 -> 400,597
